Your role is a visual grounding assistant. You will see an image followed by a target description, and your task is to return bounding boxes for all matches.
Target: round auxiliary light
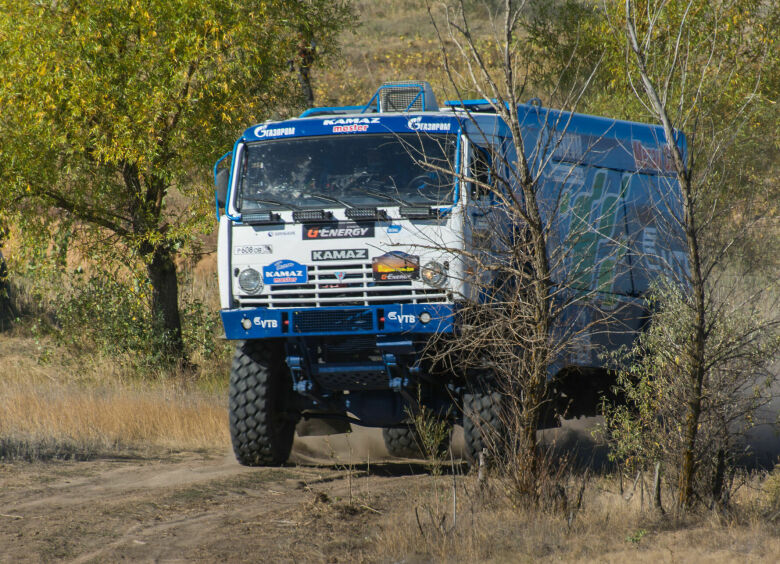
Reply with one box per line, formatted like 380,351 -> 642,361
421,261 -> 447,288
241,318 -> 253,330
418,311 -> 432,324
238,268 -> 263,294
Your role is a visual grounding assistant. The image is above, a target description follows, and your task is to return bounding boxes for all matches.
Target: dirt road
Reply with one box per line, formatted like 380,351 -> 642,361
0,430 -> 412,563
1,418 -> 777,563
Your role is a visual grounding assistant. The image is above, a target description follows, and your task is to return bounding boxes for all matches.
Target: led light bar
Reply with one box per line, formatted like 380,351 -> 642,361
242,212 -> 281,225
292,210 -> 334,223
399,206 -> 438,219
345,207 -> 388,221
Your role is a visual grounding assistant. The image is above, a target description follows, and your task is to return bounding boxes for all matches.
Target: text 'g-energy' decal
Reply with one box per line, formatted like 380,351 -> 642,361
372,251 -> 419,281
262,259 -> 308,285
303,223 -> 374,240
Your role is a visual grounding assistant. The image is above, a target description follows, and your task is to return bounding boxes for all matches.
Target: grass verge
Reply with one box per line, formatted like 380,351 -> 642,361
0,334 -> 229,461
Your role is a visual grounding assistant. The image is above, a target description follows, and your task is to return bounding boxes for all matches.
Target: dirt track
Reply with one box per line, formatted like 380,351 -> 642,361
1,413 -> 777,563
0,430 -> 411,563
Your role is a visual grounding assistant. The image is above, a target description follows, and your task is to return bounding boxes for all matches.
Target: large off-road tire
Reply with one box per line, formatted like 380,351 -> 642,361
463,387 -> 505,466
229,340 -> 297,466
382,425 -> 452,459
382,427 -> 422,458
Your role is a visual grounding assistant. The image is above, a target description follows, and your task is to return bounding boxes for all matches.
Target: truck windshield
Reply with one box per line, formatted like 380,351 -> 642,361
237,133 -> 457,211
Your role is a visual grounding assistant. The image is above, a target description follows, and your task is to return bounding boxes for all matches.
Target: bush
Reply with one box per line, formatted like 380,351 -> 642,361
53,269 -> 225,373
604,283 -> 778,510
54,271 -> 176,368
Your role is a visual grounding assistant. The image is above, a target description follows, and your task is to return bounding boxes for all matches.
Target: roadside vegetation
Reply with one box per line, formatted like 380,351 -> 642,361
0,0 -> 777,560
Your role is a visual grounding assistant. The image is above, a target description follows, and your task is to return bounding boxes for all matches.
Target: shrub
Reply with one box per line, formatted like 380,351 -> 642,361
604,283 -> 778,510
53,269 -> 226,374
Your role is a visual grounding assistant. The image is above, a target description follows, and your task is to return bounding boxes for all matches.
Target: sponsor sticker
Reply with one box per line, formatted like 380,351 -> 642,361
386,225 -> 402,234
262,259 -> 308,285
407,116 -> 451,132
234,245 -> 273,256
632,140 -> 674,172
372,251 -> 419,282
303,222 -> 374,240
254,124 -> 295,139
253,317 -> 278,329
322,117 -> 380,126
387,311 -> 417,324
332,124 -> 368,133
267,230 -> 296,238
311,248 -> 369,261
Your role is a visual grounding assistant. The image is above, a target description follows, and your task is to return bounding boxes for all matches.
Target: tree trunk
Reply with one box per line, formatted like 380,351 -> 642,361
297,37 -> 315,107
146,244 -> 185,361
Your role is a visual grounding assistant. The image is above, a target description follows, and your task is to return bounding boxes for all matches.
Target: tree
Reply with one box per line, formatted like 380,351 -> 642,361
424,0 -> 631,499
523,0 -> 780,254
608,0 -> 779,510
286,1 -> 351,107
0,0 -> 351,360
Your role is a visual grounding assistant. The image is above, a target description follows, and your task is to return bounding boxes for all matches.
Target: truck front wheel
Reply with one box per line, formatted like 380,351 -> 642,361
229,340 -> 297,466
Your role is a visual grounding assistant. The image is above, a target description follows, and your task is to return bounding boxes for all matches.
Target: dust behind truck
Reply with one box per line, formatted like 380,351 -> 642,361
213,82 -> 687,466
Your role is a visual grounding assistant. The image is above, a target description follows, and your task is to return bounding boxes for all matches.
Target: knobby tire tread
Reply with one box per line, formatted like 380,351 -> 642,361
229,341 -> 295,466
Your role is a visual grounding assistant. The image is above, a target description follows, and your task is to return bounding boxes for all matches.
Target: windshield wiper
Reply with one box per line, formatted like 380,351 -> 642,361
241,196 -> 300,212
361,188 -> 412,208
306,193 -> 355,209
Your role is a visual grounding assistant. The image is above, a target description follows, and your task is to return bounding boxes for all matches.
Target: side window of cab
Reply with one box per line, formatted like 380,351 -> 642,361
470,145 -> 493,201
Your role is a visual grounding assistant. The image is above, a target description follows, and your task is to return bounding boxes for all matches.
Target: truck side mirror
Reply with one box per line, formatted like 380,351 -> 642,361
215,168 -> 229,211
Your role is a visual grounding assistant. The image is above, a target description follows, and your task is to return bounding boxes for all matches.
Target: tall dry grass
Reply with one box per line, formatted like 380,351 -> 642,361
0,335 -> 228,459
374,471 -> 780,562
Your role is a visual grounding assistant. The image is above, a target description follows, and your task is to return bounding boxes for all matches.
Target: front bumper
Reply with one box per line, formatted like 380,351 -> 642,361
221,303 -> 455,340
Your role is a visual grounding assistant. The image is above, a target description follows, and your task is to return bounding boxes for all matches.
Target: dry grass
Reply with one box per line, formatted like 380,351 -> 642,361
373,471 -> 780,562
0,334 -> 228,460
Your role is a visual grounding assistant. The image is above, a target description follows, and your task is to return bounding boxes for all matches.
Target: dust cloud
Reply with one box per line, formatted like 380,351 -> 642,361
290,425 -> 467,465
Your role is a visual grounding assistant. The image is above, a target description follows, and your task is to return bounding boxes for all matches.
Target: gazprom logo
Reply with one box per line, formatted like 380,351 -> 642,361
254,124 -> 295,139
407,117 -> 451,132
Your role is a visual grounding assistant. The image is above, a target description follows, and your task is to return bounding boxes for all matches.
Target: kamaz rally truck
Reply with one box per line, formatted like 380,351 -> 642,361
214,82 -> 687,466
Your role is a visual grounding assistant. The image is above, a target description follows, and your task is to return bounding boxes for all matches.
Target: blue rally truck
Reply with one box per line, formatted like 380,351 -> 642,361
214,82 -> 687,466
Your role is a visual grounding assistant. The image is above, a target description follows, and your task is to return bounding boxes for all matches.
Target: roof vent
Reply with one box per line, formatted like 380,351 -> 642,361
378,81 -> 438,113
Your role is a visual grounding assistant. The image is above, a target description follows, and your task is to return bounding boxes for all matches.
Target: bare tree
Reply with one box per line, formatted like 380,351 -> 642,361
619,0 -> 779,510
420,0 -> 648,499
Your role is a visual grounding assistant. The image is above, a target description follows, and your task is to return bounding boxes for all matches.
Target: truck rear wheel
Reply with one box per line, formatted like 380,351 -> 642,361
229,340 -> 297,466
463,387 -> 505,466
382,425 -> 451,459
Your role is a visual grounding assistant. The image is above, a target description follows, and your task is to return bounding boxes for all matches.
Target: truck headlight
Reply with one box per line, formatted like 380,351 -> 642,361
421,261 -> 447,288
238,268 -> 263,294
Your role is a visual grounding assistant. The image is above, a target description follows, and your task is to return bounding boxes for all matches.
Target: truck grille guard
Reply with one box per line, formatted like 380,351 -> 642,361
237,262 -> 448,309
